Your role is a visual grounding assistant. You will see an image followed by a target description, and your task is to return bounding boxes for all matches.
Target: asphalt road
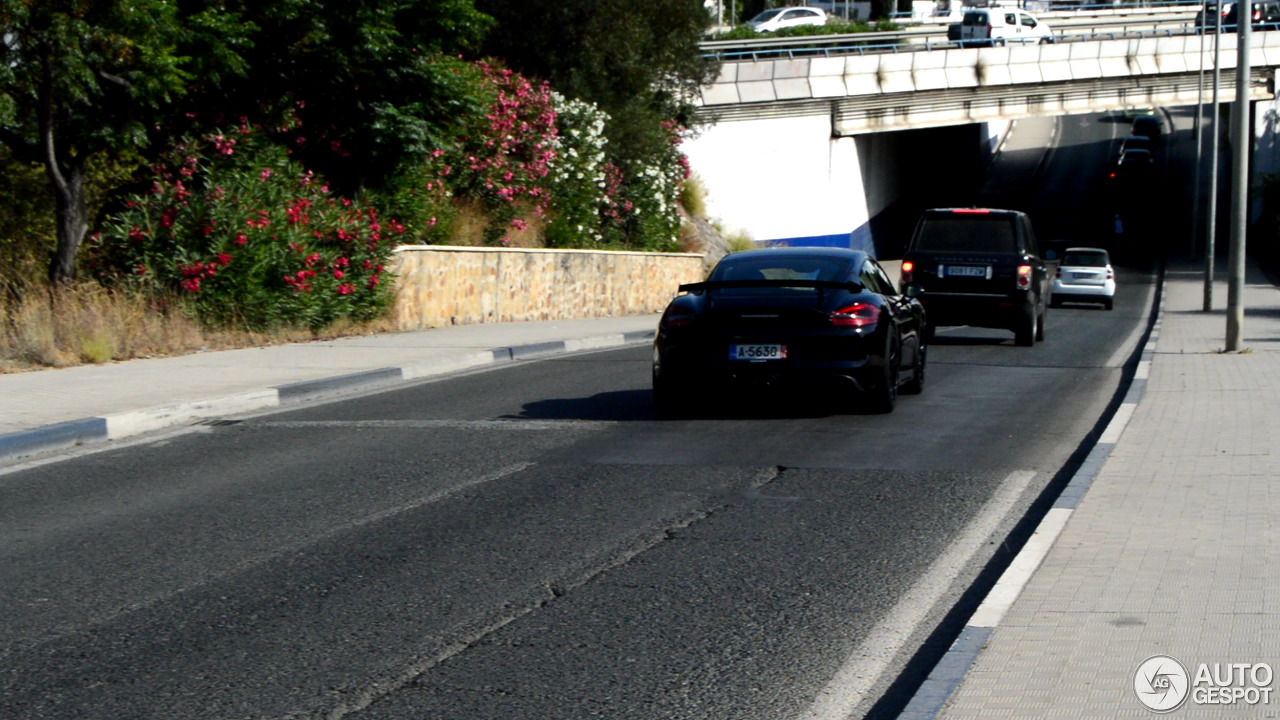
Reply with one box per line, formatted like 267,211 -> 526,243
0,113 -> 1171,720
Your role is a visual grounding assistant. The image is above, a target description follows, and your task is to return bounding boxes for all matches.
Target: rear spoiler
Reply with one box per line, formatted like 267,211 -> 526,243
678,279 -> 863,293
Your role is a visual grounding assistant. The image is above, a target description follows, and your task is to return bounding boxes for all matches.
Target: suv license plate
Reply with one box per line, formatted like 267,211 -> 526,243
730,344 -> 787,361
946,265 -> 989,278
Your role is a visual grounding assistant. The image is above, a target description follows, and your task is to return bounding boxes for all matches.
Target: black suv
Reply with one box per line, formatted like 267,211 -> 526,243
898,208 -> 1051,346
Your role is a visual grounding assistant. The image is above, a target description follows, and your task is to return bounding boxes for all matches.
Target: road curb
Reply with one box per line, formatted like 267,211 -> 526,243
896,264 -> 1167,720
0,330 -> 653,465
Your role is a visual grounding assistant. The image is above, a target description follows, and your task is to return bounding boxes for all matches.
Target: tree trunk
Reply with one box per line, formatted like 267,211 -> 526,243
48,162 -> 88,284
38,47 -> 89,285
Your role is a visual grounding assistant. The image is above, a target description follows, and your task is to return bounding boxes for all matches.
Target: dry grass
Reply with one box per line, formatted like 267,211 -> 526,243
724,229 -> 757,254
448,200 -> 491,246
0,281 -> 394,374
680,173 -> 709,219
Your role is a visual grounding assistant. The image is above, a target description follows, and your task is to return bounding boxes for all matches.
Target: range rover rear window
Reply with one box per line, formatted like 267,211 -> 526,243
912,215 -> 1018,254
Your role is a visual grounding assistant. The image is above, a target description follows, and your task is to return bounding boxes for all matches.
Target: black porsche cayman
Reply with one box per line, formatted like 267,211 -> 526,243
652,247 -> 927,416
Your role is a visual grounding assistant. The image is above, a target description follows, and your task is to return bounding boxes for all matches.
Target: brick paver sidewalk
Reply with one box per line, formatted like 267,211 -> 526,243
936,257 -> 1280,718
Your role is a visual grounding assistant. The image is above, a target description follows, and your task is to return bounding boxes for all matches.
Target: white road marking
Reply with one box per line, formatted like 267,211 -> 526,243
797,469 -> 1039,720
8,462 -> 535,655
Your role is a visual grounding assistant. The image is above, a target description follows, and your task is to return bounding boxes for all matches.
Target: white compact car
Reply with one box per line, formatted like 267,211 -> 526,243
1051,247 -> 1115,310
747,6 -> 828,32
958,8 -> 1053,46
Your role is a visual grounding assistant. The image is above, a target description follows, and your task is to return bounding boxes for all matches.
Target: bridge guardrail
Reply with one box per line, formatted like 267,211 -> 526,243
702,8 -> 1201,61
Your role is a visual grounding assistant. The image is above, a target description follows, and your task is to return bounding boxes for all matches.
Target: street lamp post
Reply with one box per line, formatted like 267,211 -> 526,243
1205,3 -> 1223,311
1192,19 -> 1206,261
1226,0 -> 1250,350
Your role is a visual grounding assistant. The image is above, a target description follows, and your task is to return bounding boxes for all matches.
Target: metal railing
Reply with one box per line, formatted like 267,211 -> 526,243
701,4 -> 1203,61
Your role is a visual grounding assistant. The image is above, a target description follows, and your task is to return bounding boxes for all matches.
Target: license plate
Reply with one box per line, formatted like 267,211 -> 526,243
1072,272 -> 1098,280
946,265 -> 988,278
730,344 -> 787,361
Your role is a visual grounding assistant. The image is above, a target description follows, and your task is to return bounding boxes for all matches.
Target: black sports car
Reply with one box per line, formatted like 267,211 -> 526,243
652,247 -> 927,416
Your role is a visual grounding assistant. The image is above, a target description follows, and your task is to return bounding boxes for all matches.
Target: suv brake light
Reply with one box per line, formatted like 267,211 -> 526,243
951,208 -> 991,214
1016,264 -> 1032,290
901,260 -> 914,283
830,302 -> 880,327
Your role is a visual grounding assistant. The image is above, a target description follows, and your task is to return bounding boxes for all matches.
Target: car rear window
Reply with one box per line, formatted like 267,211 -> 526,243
711,256 -> 850,295
963,11 -> 988,24
912,215 -> 1018,254
1062,251 -> 1108,267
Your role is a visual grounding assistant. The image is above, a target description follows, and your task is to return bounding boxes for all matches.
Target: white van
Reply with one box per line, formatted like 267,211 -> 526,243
958,9 -> 1054,46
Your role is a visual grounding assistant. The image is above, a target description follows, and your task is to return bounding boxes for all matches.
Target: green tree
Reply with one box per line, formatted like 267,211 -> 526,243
0,0 -> 251,283
474,0 -> 720,169
206,0 -> 495,193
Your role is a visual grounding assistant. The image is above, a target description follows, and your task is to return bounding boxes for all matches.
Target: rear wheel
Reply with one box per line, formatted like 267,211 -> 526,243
901,341 -> 926,395
653,372 -> 689,419
865,335 -> 899,413
1103,298 -> 1114,310
1035,305 -> 1046,342
1015,307 -> 1037,347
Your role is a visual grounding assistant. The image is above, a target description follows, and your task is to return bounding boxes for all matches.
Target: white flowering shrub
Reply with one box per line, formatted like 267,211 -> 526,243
545,94 -> 687,251
608,120 -> 689,252
545,93 -> 611,247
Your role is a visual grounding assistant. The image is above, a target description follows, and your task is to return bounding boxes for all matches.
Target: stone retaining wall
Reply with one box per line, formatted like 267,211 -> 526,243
392,245 -> 705,330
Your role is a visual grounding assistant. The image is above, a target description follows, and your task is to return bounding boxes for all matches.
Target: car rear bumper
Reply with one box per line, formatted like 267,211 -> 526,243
918,292 -> 1033,330
1052,279 -> 1115,299
655,336 -> 880,393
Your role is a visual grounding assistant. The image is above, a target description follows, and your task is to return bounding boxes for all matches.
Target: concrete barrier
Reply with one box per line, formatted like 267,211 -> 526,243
391,246 -> 705,331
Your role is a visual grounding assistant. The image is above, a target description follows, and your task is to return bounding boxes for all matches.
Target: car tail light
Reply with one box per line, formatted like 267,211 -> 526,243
830,302 -> 881,327
1107,268 -> 1114,280
1055,267 -> 1062,279
901,260 -> 914,283
951,208 -> 991,214
660,304 -> 696,328
1016,264 -> 1032,290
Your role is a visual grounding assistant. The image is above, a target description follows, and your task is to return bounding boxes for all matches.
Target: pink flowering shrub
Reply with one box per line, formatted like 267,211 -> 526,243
90,124 -> 399,330
431,62 -> 558,245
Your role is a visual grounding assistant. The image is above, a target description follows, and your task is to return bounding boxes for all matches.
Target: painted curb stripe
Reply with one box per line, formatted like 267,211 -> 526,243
0,332 -> 653,465
1053,442 -> 1115,510
897,264 -> 1168,719
105,390 -> 281,440
0,417 -> 108,462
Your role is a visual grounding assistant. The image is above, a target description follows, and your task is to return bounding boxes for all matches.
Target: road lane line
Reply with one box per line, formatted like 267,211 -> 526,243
797,469 -> 1038,720
3,462 -> 535,659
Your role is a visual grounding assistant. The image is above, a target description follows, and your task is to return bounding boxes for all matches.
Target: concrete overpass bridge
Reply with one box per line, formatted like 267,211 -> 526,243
683,30 -> 1280,249
696,32 -> 1280,133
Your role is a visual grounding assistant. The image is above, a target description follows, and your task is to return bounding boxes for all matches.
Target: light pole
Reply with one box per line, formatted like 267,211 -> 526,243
1226,0 -> 1250,350
1205,2 -> 1223,311
1192,17 -> 1206,261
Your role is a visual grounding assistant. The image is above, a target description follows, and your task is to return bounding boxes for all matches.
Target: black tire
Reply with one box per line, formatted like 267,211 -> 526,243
922,322 -> 936,343
1050,296 -> 1061,308
1035,306 -> 1046,342
1015,307 -> 1036,347
864,335 -> 899,413
653,374 -> 688,419
1103,298 -> 1113,310
901,341 -> 926,395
